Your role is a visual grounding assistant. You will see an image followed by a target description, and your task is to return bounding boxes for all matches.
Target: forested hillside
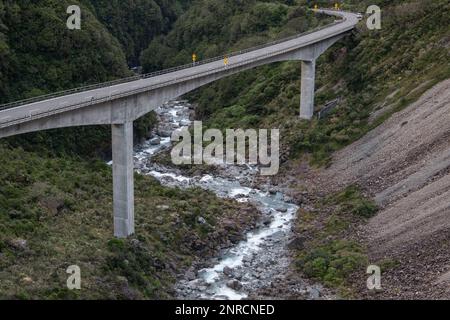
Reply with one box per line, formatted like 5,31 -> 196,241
83,0 -> 192,65
0,0 -> 191,103
141,0 -> 326,71
0,0 -> 327,299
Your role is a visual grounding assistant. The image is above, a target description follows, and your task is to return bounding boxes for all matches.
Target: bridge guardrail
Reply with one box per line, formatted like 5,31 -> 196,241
0,9 -> 347,112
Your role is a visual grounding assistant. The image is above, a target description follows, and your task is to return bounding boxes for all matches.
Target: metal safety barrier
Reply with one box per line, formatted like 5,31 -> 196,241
0,9 -> 348,112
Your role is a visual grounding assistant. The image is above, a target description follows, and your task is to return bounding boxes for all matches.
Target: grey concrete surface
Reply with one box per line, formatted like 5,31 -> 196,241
300,59 -> 316,119
112,122 -> 135,238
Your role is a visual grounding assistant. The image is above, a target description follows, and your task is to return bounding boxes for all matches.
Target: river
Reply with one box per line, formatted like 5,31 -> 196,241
131,100 -> 307,300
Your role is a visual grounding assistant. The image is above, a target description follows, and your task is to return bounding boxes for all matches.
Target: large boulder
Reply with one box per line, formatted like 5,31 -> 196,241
226,280 -> 243,291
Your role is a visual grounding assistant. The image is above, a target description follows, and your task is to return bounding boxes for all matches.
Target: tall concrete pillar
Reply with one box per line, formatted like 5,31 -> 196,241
112,122 -> 135,238
300,59 -> 316,120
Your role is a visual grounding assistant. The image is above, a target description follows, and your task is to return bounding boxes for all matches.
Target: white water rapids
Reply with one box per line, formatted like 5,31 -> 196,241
130,100 -> 298,300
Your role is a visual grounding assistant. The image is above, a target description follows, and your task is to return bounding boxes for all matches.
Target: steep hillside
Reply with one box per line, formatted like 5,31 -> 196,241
0,0 -> 190,102
0,145 -> 259,299
0,0 -> 190,157
179,0 -> 449,166
0,0 -> 129,103
141,0 -> 331,72
257,0 -> 450,299
281,76 -> 450,299
84,0 -> 191,65
324,79 -> 450,299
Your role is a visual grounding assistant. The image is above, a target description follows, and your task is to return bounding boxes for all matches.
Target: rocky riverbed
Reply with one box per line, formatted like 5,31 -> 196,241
132,100 -> 326,300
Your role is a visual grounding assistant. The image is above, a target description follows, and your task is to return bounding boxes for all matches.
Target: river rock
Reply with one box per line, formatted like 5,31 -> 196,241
149,137 -> 161,145
261,216 -> 272,226
223,266 -> 233,277
157,127 -> 173,137
288,237 -> 306,250
226,280 -> 243,291
185,271 -> 196,281
308,287 -> 321,299
242,255 -> 253,264
269,231 -> 285,242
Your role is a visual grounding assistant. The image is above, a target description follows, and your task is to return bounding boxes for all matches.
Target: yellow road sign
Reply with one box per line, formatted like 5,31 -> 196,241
314,4 -> 318,11
334,3 -> 340,10
192,53 -> 197,62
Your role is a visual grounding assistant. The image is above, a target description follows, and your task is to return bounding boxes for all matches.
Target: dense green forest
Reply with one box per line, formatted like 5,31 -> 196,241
0,0 -> 192,103
141,0 -> 323,71
84,0 -> 192,65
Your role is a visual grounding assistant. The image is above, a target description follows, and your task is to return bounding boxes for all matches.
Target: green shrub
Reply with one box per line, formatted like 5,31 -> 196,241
297,240 -> 368,287
330,185 -> 378,218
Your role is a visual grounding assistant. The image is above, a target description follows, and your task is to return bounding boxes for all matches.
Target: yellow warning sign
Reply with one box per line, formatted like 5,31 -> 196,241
192,53 -> 197,63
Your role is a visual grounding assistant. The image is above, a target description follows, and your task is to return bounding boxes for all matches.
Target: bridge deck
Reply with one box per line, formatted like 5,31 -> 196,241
0,9 -> 358,129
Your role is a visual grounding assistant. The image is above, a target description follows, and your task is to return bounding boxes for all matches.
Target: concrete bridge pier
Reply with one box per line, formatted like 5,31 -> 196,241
300,59 -> 316,120
112,121 -> 135,238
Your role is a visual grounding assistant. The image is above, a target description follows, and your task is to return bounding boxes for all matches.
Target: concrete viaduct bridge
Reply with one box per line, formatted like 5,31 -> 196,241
0,9 -> 359,238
